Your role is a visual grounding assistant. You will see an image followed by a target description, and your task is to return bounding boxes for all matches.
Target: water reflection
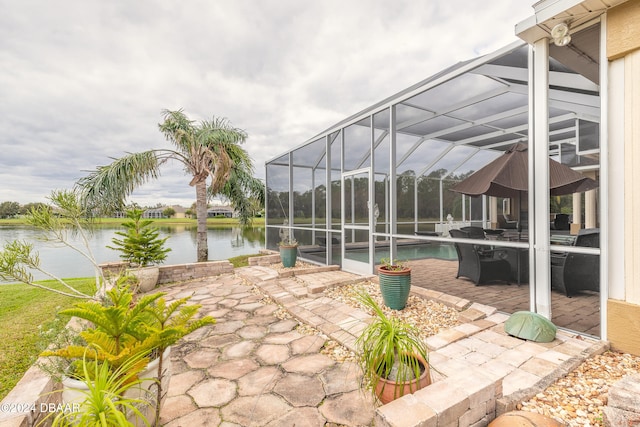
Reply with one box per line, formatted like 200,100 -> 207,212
0,225 -> 265,282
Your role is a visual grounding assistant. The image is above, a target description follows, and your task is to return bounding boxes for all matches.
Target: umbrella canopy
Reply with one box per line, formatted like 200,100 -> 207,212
450,143 -> 598,198
504,310 -> 557,343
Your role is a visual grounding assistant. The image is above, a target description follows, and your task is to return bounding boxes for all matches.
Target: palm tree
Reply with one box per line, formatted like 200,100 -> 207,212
77,109 -> 264,262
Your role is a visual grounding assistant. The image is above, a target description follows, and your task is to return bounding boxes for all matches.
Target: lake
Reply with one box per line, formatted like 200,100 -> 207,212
0,224 -> 265,282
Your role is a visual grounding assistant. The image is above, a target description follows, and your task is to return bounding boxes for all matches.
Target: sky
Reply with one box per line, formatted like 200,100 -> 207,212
0,0 -> 535,208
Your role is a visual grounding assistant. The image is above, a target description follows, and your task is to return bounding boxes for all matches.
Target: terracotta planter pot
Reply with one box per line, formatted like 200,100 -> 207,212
489,411 -> 564,427
374,353 -> 430,404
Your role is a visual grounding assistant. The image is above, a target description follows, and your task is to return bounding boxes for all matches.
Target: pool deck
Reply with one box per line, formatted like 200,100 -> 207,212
407,258 -> 600,337
158,263 -> 606,426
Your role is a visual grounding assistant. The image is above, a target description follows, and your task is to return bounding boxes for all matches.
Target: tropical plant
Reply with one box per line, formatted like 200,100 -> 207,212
41,283 -> 216,426
41,284 -> 214,376
278,237 -> 298,247
108,209 -> 170,267
45,347 -> 152,427
378,258 -> 408,272
0,190 -> 104,299
355,291 -> 430,403
77,108 -> 265,262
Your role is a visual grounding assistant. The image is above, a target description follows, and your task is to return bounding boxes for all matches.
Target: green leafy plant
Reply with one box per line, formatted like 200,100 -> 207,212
355,291 -> 430,402
0,190 -> 104,299
378,258 -> 409,272
43,346 -> 152,427
108,209 -> 171,267
41,284 -> 216,426
278,237 -> 298,247
42,285 -> 165,376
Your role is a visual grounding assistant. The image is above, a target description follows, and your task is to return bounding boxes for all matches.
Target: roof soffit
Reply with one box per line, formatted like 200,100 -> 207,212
516,0 -> 628,44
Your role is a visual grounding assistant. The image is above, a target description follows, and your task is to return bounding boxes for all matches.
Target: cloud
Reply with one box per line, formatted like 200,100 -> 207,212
0,0 -> 533,206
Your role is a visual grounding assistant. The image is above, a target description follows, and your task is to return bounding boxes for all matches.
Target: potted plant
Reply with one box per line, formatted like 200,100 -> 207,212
377,258 -> 411,310
108,209 -> 171,292
279,237 -> 298,268
41,282 -> 216,426
45,347 -> 152,426
355,291 -> 431,404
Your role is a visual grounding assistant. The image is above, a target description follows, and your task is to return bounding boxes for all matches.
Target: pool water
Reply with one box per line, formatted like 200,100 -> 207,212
346,243 -> 457,263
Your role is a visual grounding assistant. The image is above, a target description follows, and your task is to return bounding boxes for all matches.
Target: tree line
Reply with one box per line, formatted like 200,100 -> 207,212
0,201 -> 180,219
0,201 -> 47,219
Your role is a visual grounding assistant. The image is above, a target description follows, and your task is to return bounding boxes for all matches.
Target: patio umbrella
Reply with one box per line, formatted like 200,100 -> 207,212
450,143 -> 598,198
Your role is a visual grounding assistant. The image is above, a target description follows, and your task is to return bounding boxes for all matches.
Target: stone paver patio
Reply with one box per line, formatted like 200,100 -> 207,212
159,273 -> 375,427
158,263 -> 607,426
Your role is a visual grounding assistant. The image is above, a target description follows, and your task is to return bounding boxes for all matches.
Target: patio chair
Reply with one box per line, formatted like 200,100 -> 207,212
551,228 -> 600,296
449,229 -> 511,285
497,213 -> 518,230
550,213 -> 570,231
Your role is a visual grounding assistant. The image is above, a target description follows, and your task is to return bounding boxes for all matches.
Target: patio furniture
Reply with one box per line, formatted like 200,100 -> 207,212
550,213 -> 570,231
483,228 -> 505,237
449,229 -> 511,285
551,228 -> 600,296
459,226 -> 486,239
502,247 -> 529,284
498,214 -> 519,230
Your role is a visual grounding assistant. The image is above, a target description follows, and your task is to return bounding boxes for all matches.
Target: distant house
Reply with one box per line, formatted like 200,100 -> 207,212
207,206 -> 235,218
170,205 -> 187,218
143,208 -> 165,219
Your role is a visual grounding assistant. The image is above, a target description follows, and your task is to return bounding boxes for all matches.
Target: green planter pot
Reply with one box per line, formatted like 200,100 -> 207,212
378,266 -> 411,310
280,245 -> 298,268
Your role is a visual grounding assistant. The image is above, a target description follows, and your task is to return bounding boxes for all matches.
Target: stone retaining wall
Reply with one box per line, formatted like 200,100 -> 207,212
248,253 -> 281,266
156,260 -> 233,284
0,361 -> 59,427
99,260 -> 234,286
603,374 -> 640,426
375,366 -> 502,427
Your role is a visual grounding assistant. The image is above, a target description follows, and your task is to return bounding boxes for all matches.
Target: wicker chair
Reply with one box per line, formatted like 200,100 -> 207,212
449,229 -> 511,285
551,228 -> 600,296
497,213 -> 518,230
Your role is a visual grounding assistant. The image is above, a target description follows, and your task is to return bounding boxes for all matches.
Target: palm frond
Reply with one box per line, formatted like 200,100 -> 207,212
199,116 -> 248,147
77,151 -> 164,213
158,109 -> 197,155
217,168 -> 265,225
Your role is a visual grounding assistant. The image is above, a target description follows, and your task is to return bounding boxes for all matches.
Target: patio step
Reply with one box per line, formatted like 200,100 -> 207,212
237,265 -> 371,297
295,270 -> 371,294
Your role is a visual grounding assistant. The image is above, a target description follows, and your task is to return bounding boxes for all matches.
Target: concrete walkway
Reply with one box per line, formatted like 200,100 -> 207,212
159,264 -> 607,427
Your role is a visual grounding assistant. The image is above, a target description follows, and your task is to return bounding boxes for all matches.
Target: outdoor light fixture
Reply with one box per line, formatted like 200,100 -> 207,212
551,22 -> 571,47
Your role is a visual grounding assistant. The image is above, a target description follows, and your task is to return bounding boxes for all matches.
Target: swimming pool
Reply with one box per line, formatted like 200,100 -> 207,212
345,242 -> 457,263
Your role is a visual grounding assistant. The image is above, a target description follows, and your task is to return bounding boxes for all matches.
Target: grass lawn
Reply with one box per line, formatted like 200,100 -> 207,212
0,278 -> 95,400
228,253 -> 264,268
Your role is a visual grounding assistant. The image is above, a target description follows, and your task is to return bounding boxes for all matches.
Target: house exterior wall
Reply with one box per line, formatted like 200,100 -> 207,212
607,0 -> 640,355
607,0 -> 640,60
